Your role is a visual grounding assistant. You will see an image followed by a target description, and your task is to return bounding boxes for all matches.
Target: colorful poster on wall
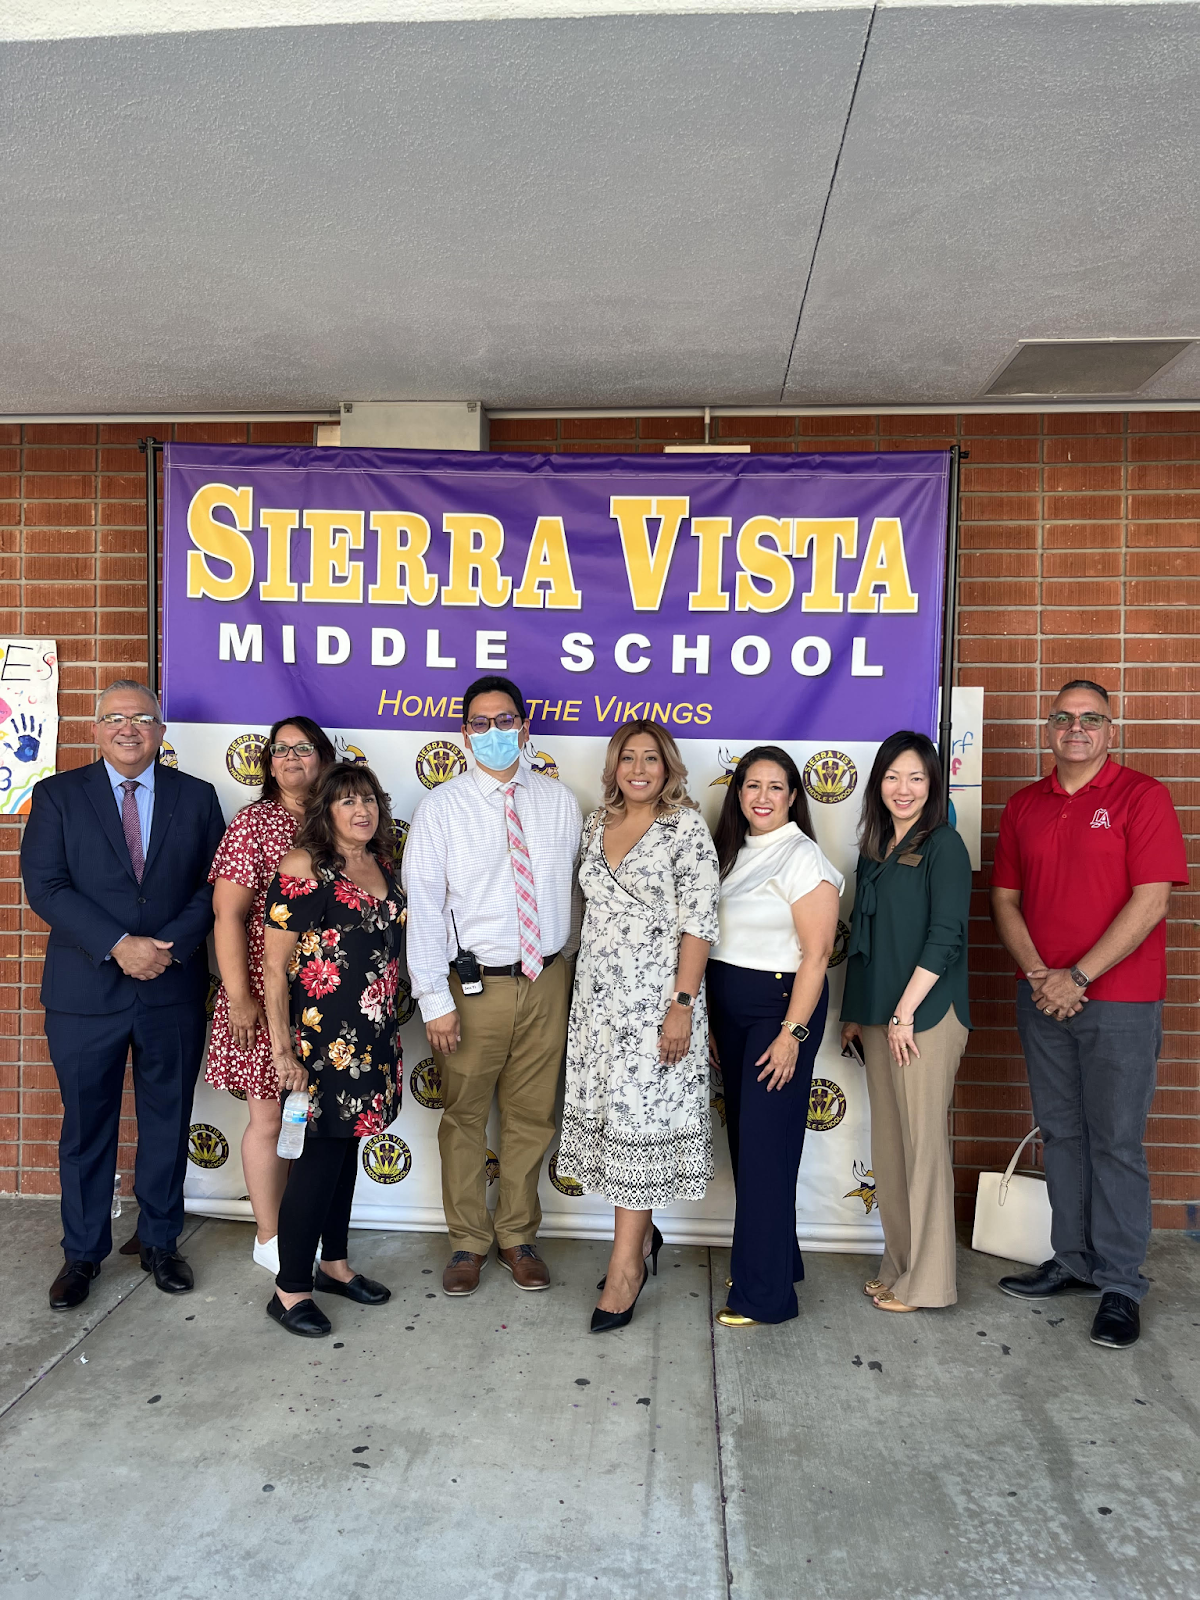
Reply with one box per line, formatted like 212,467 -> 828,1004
162,444 -> 951,1249
0,639 -> 58,815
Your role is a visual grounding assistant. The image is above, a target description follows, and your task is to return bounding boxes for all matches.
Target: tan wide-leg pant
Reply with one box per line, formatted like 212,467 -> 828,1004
434,961 -> 571,1255
861,1007 -> 969,1308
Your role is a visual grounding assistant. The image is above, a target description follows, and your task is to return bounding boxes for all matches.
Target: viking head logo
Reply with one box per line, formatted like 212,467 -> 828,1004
529,749 -> 559,780
709,747 -> 745,788
157,739 -> 179,769
844,1159 -> 877,1214
710,1092 -> 727,1128
187,1123 -> 230,1170
417,740 -> 467,790
337,740 -> 369,766
803,750 -> 857,805
485,1149 -> 500,1186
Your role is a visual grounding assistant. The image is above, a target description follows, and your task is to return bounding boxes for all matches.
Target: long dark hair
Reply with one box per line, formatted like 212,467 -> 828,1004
857,731 -> 947,862
294,763 -> 396,878
713,745 -> 814,879
260,715 -> 336,804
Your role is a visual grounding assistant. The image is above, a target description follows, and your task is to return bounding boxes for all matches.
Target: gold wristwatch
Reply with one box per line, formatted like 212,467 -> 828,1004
781,1020 -> 809,1043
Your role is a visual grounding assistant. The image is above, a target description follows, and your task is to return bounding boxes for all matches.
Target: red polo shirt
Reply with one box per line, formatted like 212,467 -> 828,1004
991,759 -> 1188,1002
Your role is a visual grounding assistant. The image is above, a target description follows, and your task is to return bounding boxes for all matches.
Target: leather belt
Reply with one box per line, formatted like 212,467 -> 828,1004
478,951 -> 560,978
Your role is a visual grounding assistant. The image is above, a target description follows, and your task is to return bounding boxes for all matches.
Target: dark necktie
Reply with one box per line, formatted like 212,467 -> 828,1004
120,780 -> 145,882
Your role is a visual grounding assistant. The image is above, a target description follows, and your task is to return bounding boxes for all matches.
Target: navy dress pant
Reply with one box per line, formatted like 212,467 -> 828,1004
44,997 -> 207,1263
708,961 -> 828,1324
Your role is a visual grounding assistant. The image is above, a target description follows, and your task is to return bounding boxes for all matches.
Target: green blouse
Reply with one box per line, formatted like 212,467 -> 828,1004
840,823 -> 972,1031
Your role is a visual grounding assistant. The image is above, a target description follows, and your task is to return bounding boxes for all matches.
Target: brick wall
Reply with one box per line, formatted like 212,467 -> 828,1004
2,411 -> 1196,1229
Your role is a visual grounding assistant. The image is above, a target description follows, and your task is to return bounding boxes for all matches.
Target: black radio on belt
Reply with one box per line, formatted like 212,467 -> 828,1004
450,912 -> 483,996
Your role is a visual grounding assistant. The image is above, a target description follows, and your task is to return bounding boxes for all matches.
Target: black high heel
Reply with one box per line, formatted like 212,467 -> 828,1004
597,1225 -> 664,1291
590,1264 -> 648,1334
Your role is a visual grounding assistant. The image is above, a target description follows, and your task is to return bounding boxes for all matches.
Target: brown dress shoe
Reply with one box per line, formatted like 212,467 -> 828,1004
497,1244 -> 550,1291
442,1250 -> 488,1296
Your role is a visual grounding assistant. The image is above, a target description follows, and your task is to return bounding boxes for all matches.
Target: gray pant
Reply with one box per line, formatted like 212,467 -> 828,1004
1015,981 -> 1161,1301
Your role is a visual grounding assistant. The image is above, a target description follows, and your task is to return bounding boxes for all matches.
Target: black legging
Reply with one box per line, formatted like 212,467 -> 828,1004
275,1137 -> 360,1295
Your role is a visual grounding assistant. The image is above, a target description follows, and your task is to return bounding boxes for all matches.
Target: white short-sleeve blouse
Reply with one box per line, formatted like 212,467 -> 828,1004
709,821 -> 845,973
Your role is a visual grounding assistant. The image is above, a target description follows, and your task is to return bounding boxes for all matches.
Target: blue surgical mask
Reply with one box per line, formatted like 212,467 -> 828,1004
470,726 -> 521,771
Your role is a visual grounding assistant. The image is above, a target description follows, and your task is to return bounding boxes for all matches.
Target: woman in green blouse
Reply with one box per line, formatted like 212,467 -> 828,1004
841,732 -> 972,1313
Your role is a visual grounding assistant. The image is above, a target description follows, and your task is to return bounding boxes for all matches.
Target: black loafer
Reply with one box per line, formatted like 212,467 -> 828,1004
998,1258 -> 1100,1300
267,1293 -> 332,1338
49,1259 -> 100,1311
1090,1291 -> 1140,1348
313,1266 -> 391,1305
139,1246 -> 194,1294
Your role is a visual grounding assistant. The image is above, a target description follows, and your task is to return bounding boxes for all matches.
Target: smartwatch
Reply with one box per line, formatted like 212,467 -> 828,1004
781,1020 -> 809,1043
673,991 -> 694,1008
1069,966 -> 1090,989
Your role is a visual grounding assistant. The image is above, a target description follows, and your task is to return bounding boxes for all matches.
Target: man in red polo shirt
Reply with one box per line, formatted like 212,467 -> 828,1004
990,679 -> 1187,1350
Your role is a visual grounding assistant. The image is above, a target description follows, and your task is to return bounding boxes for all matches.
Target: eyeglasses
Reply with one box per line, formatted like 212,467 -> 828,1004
1047,711 -> 1111,730
270,741 -> 317,757
97,713 -> 160,727
465,713 -> 522,734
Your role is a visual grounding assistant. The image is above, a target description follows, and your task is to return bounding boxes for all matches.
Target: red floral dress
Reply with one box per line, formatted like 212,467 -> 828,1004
264,865 -> 404,1138
205,799 -> 300,1100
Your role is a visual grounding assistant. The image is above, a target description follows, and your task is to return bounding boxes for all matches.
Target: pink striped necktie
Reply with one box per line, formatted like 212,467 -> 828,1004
120,779 -> 145,882
503,782 -> 542,982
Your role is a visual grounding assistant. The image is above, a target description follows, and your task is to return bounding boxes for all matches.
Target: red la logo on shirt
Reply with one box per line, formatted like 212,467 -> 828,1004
1090,808 -> 1111,830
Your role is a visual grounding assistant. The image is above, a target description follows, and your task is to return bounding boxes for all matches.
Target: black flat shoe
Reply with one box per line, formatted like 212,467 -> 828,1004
997,1258 -> 1099,1300
139,1246 -> 194,1294
597,1226 -> 664,1291
590,1264 -> 648,1334
313,1267 -> 391,1305
49,1259 -> 99,1311
267,1294 -> 332,1338
1090,1291 -> 1140,1348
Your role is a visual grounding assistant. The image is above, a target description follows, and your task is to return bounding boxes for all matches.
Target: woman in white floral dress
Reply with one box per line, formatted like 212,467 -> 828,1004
558,720 -> 720,1332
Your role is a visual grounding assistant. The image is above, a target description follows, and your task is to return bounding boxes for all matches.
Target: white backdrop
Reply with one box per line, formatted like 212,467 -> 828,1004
179,720 -> 886,1252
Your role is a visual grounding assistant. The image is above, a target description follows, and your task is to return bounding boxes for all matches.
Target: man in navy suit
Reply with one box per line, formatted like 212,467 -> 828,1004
22,679 -> 225,1308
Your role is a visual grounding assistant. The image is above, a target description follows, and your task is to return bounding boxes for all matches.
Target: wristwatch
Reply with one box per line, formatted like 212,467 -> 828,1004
781,1020 -> 809,1043
1069,966 -> 1090,989
673,991 -> 694,1008
889,1016 -> 913,1028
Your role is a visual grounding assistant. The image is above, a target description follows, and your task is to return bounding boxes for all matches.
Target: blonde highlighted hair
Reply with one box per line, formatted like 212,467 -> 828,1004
599,719 -> 697,817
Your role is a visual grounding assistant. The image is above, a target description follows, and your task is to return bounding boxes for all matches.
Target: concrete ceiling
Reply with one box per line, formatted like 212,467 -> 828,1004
1,1 -> 1198,414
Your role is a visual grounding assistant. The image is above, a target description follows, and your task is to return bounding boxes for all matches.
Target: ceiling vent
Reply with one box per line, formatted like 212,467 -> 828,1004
982,339 -> 1195,399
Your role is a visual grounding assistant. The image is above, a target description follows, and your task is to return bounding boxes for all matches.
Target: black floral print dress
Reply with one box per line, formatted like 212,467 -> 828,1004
264,864 -> 405,1139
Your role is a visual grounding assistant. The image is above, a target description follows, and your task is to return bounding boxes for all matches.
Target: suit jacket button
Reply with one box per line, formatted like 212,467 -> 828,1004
138,896 -> 147,904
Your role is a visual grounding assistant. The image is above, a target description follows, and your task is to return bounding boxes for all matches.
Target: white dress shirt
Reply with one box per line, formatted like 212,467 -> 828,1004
710,821 -> 844,973
402,762 -> 583,1022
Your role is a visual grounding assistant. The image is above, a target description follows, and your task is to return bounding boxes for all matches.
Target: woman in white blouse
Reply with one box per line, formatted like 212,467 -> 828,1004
707,746 -> 844,1327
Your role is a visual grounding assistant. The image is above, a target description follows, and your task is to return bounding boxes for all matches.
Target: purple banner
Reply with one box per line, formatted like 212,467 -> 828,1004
162,444 -> 949,740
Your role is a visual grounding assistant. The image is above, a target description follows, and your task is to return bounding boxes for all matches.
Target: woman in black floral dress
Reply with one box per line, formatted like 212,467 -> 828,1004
262,763 -> 405,1338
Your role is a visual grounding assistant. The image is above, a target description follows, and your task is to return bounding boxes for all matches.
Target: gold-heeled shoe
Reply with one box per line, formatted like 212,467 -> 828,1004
863,1278 -> 888,1297
716,1306 -> 761,1327
724,1276 -> 733,1289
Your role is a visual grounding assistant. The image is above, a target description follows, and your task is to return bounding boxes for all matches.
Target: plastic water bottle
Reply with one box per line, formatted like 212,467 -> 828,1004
111,1174 -> 122,1220
277,1091 -> 309,1158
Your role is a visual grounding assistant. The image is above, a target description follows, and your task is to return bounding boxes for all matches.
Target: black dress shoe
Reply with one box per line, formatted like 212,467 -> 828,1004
590,1265 -> 648,1334
139,1246 -> 194,1294
267,1294 -> 332,1338
1090,1292 -> 1140,1348
313,1266 -> 391,1305
998,1258 -> 1100,1300
49,1259 -> 99,1311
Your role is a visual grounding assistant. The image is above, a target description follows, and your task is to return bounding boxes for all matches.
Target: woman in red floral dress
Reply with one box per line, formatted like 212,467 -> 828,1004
207,716 -> 336,1273
261,763 -> 405,1338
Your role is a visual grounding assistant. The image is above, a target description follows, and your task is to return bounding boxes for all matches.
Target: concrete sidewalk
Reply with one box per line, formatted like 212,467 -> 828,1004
0,1198 -> 1196,1600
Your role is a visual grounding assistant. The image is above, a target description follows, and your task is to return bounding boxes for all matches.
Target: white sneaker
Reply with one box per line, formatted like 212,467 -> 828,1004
253,1235 -> 280,1274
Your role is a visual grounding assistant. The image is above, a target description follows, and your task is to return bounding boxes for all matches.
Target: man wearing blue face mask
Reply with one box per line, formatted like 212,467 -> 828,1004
403,675 -> 583,1297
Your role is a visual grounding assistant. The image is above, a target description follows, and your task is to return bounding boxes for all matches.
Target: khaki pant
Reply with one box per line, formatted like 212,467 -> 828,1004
861,1007 -> 969,1308
435,960 -> 570,1254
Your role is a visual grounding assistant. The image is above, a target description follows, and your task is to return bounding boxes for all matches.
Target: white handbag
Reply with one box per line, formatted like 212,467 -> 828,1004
971,1127 -> 1054,1267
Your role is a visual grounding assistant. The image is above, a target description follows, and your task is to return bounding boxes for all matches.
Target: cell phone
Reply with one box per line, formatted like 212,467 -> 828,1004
841,1036 -> 865,1065
452,948 -> 483,996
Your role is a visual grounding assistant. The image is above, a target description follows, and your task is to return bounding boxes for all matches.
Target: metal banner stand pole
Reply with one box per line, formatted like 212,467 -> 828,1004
138,437 -> 163,698
937,443 -> 963,794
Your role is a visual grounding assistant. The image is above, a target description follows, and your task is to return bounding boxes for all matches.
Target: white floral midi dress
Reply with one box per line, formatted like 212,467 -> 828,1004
557,806 -> 720,1209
